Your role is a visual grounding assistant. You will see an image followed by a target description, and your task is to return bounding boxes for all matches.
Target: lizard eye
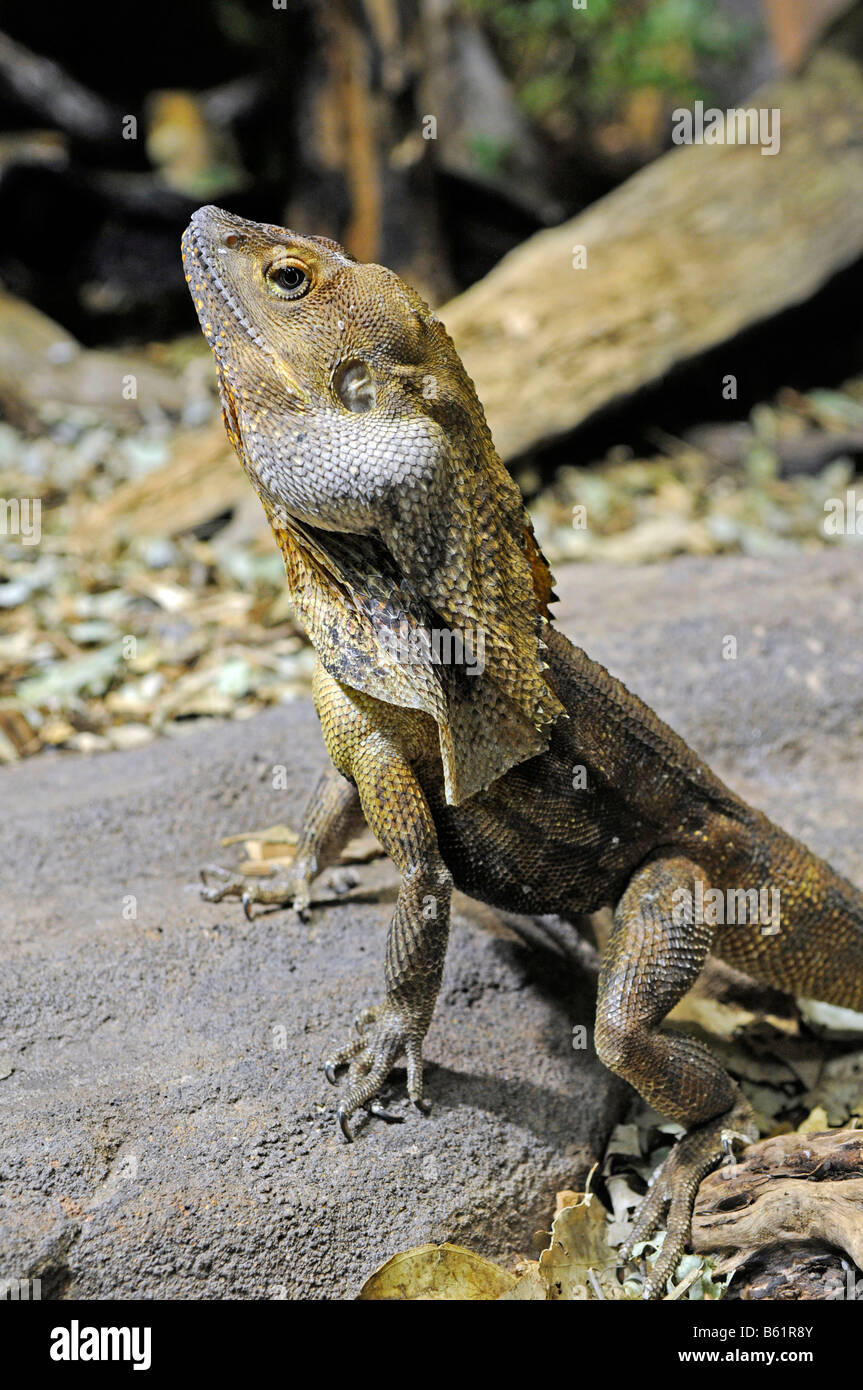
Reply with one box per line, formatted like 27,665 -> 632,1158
265,259 -> 311,300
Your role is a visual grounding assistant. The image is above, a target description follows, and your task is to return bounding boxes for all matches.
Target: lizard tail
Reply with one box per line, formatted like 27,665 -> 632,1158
713,818 -> 863,1014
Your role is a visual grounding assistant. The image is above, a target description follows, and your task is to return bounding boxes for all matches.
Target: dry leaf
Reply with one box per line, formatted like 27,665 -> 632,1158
220,825 -> 298,848
797,1105 -> 830,1134
357,1243 -> 516,1301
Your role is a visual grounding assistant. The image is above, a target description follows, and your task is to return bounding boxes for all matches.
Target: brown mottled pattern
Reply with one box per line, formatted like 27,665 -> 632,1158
184,207 -> 863,1297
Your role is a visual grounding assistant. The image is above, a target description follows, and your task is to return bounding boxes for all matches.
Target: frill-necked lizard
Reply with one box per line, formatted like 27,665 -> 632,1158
182,206 -> 863,1297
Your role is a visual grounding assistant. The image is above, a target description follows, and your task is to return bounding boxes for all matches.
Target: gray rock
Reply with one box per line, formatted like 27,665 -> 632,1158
2,549 -> 861,1299
556,550 -> 863,886
0,697 -> 615,1299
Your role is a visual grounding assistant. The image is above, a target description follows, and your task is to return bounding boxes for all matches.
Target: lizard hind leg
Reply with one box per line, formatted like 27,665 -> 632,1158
595,853 -> 757,1299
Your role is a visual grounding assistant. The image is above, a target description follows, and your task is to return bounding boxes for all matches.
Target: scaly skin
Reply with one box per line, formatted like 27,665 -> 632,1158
182,206 -> 863,1298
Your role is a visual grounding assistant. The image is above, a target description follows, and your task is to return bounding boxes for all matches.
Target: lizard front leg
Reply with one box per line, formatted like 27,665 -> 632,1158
595,854 -> 757,1298
325,731 -> 452,1140
200,764 -> 365,918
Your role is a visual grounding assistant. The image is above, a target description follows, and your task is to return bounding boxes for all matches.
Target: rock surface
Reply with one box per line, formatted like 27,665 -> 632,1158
1,549 -> 862,1299
557,550 -> 863,887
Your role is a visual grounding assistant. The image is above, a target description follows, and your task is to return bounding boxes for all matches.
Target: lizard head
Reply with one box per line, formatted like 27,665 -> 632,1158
182,206 -> 563,802
182,204 -> 458,427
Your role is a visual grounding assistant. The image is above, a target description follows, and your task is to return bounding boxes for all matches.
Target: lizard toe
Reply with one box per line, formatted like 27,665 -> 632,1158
323,1033 -> 365,1079
327,1004 -> 429,1139
622,1096 -> 757,1298
618,1180 -> 670,1266
199,865 -> 246,902
198,862 -> 300,911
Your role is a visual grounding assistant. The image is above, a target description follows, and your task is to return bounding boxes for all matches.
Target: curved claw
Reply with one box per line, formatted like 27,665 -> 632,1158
327,1001 -> 429,1143
413,1097 -> 432,1115
201,887 -> 229,904
198,859 -> 305,915
199,866 -> 225,901
337,1097 -> 406,1137
367,1101 -> 404,1124
199,864 -> 241,904
200,864 -> 228,884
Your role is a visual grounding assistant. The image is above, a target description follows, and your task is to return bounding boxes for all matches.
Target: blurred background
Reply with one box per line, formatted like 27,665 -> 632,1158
1,0 -> 862,762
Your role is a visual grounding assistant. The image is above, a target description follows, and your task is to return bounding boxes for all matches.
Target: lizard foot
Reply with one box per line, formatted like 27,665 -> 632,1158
199,864 -> 311,920
620,1096 -> 757,1299
324,1002 -> 430,1141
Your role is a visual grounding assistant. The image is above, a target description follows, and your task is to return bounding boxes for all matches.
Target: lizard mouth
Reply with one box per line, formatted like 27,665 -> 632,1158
182,213 -> 277,366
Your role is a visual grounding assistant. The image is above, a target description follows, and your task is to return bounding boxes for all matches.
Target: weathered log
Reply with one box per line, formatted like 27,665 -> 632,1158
0,290 -> 185,429
443,49 -> 863,459
724,1244 -> 852,1300
692,1129 -> 863,1281
0,29 -> 117,143
79,47 -> 863,542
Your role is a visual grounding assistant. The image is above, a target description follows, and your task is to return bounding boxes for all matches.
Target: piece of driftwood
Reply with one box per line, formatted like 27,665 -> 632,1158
0,290 -> 185,429
724,1244 -> 853,1300
443,49 -> 863,459
692,1129 -> 863,1277
70,46 -> 863,543
0,29 -> 117,144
